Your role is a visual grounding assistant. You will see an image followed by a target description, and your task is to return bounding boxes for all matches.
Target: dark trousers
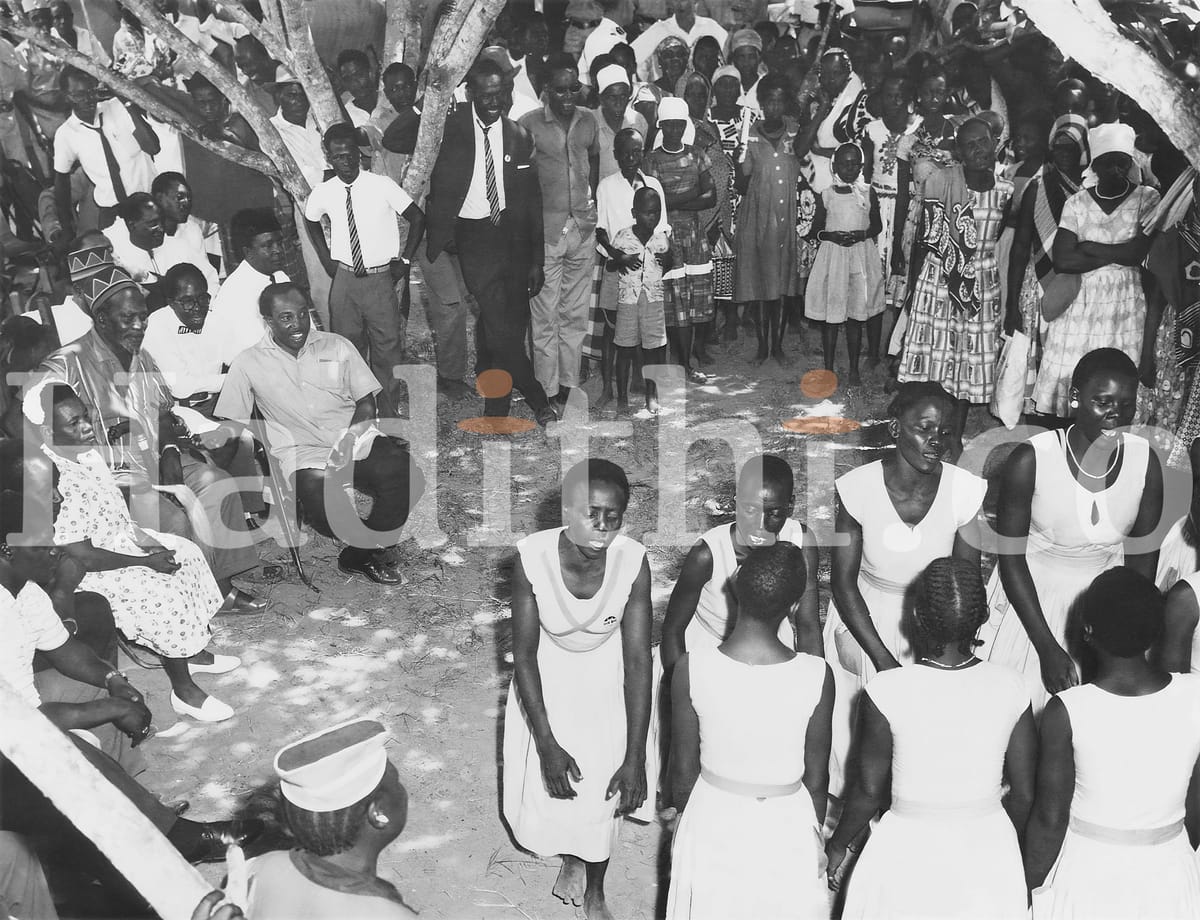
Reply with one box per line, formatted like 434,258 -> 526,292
455,217 -> 550,417
293,435 -> 425,557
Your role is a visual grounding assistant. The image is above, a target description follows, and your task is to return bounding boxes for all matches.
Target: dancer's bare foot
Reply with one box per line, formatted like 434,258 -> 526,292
848,369 -> 862,387
754,342 -> 769,365
584,892 -> 615,920
553,857 -> 585,907
646,392 -> 660,414
596,388 -> 614,409
695,348 -> 711,366
772,346 -> 790,367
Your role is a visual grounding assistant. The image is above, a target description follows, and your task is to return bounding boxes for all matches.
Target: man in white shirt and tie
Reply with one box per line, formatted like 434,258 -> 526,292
304,122 -> 424,413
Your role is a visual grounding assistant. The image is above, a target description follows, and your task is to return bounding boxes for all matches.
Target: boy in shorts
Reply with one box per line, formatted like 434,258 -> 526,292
610,186 -> 672,414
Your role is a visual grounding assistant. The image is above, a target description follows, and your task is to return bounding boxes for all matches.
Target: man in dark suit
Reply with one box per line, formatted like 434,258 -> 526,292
425,60 -> 556,425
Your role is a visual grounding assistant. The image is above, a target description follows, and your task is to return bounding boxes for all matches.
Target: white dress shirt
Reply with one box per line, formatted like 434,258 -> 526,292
460,115 -> 506,219
23,296 -> 92,345
208,260 -> 290,366
304,170 -> 413,269
142,306 -> 227,399
53,27 -> 111,66
105,219 -> 166,284
1,582 -> 69,709
596,169 -> 669,237
53,100 -> 156,208
156,217 -> 221,294
269,111 -> 326,188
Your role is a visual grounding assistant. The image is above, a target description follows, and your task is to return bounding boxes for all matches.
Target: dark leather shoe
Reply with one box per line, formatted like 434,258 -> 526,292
187,818 -> 264,864
338,549 -> 404,585
535,406 -> 558,427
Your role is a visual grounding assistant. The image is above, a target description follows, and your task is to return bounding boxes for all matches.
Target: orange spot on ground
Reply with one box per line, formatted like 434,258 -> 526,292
782,416 -> 862,435
476,369 -> 513,399
800,369 -> 839,399
457,417 -> 537,435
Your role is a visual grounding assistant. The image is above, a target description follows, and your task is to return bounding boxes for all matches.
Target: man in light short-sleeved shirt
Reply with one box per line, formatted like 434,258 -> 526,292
304,122 -> 424,414
214,282 -> 424,586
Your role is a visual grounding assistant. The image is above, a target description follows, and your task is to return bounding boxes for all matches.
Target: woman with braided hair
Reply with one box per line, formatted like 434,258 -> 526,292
1025,567 -> 1200,919
827,557 -> 1036,919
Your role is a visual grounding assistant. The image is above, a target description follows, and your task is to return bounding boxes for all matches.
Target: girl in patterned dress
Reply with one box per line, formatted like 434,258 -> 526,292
710,66 -> 750,342
862,75 -> 921,317
897,117 -> 1013,451
39,385 -> 238,722
644,96 -> 717,383
503,460 -> 653,920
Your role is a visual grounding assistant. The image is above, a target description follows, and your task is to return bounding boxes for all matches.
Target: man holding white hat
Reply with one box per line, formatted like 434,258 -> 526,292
245,719 -> 415,919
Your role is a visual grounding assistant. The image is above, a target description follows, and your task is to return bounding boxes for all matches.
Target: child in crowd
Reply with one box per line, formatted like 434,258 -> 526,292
611,187 -> 673,414
667,542 -> 834,920
806,142 -> 885,386
861,75 -> 920,317
662,454 -> 821,678
732,74 -> 805,366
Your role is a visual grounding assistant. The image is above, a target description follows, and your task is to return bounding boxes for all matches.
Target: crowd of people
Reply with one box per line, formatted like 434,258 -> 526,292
4,0 -> 1200,917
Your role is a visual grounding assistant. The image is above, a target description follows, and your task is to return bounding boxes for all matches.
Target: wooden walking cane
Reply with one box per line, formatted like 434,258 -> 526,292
249,413 -> 317,591
0,678 -> 214,920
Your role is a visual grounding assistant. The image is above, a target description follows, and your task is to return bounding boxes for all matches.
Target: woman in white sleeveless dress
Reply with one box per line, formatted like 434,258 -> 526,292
982,349 -> 1163,713
1155,437 -> 1200,592
668,542 -> 834,920
828,557 -> 1036,920
1158,570 -> 1200,674
826,382 -> 987,797
1026,567 -> 1200,919
662,454 -> 821,673
503,460 -> 654,920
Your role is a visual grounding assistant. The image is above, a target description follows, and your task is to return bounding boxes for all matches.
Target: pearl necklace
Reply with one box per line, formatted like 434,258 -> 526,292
1064,425 -> 1122,480
1094,179 -> 1132,201
917,656 -> 978,670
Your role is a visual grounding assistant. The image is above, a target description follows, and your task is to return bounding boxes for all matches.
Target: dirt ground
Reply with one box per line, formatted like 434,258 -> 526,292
124,293 -> 1008,920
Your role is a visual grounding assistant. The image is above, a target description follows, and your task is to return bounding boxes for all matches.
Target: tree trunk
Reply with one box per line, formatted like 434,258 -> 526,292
276,0 -> 344,134
401,0 -> 506,201
0,681 -> 213,920
103,0 -> 314,201
1019,0 -> 1200,168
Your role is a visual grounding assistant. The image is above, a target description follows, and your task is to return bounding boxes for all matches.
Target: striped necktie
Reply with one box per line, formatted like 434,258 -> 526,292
481,122 -> 501,225
345,185 -> 367,276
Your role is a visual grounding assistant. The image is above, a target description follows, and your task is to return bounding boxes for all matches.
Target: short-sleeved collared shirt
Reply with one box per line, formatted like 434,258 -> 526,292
208,261 -> 290,367
596,169 -> 669,238
304,170 -> 413,270
53,100 -> 155,207
269,111 -> 327,189
519,103 -> 600,237
142,307 -> 227,400
0,582 -> 69,708
32,330 -> 174,482
215,329 -> 381,479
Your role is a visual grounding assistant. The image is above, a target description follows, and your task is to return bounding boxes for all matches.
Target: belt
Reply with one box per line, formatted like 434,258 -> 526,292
890,795 -> 1003,820
860,568 -> 911,595
1069,816 -> 1185,846
701,766 -> 805,800
337,262 -> 391,276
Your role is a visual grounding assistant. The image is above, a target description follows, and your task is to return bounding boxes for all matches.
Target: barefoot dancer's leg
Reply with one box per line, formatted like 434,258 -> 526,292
677,324 -> 695,375
553,855 -> 586,907
583,858 -> 613,920
846,319 -> 863,386
723,302 -> 738,341
644,345 -> 665,411
693,321 -> 712,365
821,321 -> 838,371
615,346 -> 633,409
765,300 -> 787,364
751,302 -> 768,363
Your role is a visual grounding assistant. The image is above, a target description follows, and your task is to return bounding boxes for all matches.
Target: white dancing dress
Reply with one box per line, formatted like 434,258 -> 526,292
1156,515 -> 1199,591
981,430 -> 1149,713
1034,675 -> 1200,919
685,519 -> 807,653
841,662 -> 1030,920
667,646 -> 830,920
823,460 -> 987,796
502,528 -> 655,862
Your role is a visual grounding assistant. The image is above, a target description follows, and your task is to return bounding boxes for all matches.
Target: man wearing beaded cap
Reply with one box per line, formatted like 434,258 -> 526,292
23,263 -> 266,615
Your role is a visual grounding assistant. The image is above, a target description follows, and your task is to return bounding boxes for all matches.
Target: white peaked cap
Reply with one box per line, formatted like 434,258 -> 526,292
275,718 -> 389,812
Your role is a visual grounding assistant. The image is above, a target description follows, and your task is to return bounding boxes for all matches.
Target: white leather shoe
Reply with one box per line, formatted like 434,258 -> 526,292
171,692 -> 234,722
189,654 -> 241,675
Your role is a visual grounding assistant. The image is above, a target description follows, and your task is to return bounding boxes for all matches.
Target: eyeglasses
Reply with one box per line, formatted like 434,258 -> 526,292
550,81 -> 583,95
567,17 -> 600,29
173,294 -> 211,308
